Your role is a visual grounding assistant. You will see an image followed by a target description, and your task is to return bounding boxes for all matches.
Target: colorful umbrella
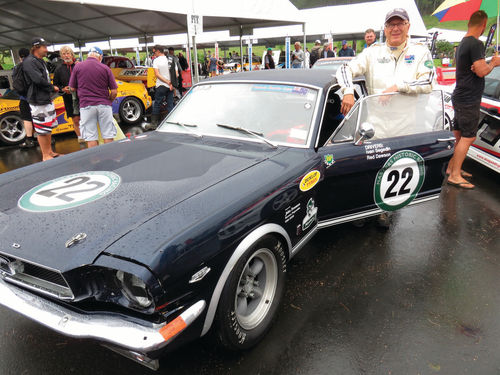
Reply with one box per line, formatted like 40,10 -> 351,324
433,0 -> 499,48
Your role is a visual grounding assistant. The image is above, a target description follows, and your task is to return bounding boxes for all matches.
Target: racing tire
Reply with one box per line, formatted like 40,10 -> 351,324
0,112 -> 26,145
214,235 -> 287,351
119,97 -> 144,125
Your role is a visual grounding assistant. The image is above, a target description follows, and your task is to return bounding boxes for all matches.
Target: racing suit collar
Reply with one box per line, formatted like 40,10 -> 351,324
386,38 -> 409,59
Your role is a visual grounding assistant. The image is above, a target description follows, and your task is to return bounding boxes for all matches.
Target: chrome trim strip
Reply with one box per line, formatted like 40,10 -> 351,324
317,194 -> 440,228
0,277 -> 205,353
201,223 -> 292,336
290,226 -> 318,258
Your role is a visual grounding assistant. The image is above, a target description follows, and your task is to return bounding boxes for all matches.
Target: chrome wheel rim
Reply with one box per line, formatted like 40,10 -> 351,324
0,115 -> 25,143
121,99 -> 141,122
235,248 -> 278,330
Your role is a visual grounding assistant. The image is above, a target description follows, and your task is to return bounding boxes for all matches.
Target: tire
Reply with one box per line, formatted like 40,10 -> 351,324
0,112 -> 26,145
215,235 -> 287,350
119,97 -> 144,125
444,114 -> 452,131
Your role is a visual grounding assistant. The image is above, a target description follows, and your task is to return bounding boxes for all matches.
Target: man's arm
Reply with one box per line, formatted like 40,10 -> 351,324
471,56 -> 500,77
23,59 -> 54,91
154,68 -> 173,89
337,49 -> 370,115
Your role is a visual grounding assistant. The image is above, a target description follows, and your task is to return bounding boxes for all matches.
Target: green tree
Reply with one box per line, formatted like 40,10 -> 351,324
435,40 -> 454,57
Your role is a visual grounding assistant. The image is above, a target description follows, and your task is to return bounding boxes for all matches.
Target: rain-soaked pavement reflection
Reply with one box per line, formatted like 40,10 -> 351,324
0,137 -> 498,375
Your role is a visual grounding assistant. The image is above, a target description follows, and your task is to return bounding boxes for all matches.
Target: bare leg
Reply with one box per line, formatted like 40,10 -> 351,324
448,136 -> 476,188
446,130 -> 461,175
72,116 -> 81,138
87,140 -> 98,148
24,120 -> 33,137
38,134 -> 54,161
103,138 -> 113,144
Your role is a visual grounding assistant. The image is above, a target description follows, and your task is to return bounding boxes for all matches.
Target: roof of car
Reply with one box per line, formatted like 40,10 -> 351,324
203,69 -> 340,90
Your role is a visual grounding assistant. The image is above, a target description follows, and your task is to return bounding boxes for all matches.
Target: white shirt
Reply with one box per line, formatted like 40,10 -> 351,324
153,55 -> 170,88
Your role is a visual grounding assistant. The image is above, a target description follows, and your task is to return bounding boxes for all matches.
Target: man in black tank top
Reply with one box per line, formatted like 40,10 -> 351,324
448,10 -> 500,189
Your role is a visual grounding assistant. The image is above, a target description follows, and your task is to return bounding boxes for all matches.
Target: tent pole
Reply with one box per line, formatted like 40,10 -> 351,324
193,35 -> 199,83
108,38 -> 112,55
10,48 -> 15,65
303,23 -> 307,69
78,41 -> 83,61
240,27 -> 244,72
187,33 -> 193,88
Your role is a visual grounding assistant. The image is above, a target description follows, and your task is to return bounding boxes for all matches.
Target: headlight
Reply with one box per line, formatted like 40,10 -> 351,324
116,270 -> 153,308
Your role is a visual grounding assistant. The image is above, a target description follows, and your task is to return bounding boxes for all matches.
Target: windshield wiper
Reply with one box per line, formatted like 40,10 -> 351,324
165,121 -> 202,137
216,123 -> 277,148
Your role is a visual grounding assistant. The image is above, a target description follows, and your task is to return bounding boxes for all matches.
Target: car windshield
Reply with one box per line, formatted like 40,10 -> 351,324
158,83 -> 319,146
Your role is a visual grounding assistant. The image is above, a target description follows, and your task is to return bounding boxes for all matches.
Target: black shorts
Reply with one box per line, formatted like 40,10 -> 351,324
452,101 -> 480,138
19,99 -> 32,122
62,93 -> 80,117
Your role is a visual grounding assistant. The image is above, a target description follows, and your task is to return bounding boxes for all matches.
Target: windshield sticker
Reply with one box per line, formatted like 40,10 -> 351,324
324,154 -> 335,168
302,198 -> 318,231
299,170 -> 320,192
365,143 -> 392,160
252,84 -> 308,95
18,171 -> 121,213
289,128 -> 308,140
373,150 -> 425,212
284,203 -> 301,223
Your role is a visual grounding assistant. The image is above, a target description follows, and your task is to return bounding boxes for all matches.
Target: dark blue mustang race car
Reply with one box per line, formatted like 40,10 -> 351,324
0,70 -> 454,370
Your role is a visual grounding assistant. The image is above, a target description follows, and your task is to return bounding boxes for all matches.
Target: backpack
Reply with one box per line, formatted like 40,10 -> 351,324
12,61 -> 28,96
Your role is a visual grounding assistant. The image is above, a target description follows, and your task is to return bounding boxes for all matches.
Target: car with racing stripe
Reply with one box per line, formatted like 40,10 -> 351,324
0,69 -> 453,370
0,70 -> 151,145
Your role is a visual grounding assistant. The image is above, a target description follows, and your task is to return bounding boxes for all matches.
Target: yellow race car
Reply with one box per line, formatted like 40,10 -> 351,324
0,75 -> 151,145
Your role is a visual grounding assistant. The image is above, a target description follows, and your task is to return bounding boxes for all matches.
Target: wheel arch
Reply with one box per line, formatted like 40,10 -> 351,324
118,95 -> 146,123
200,223 -> 291,336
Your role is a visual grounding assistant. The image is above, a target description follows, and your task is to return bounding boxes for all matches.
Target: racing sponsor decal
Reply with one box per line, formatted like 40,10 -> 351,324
424,60 -> 434,69
252,84 -> 309,95
404,55 -> 415,64
299,170 -> 320,192
377,57 -> 391,64
284,203 -> 300,223
373,150 -> 425,211
18,171 -> 121,213
365,143 -> 392,160
324,154 -> 335,168
302,198 -> 317,231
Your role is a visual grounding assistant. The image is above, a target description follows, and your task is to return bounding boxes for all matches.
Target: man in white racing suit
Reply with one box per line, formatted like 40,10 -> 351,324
337,7 -> 436,227
337,8 -> 435,139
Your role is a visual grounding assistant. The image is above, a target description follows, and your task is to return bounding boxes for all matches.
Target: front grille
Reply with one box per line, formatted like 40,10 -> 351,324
0,254 -> 74,300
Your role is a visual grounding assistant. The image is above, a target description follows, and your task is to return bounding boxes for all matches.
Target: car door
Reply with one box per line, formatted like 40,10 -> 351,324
316,90 -> 454,225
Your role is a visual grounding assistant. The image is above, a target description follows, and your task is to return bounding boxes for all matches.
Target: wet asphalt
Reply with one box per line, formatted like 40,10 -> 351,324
0,135 -> 499,375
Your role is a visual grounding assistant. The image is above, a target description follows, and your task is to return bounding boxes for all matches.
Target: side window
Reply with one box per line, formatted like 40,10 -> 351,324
332,90 -> 444,142
484,67 -> 500,99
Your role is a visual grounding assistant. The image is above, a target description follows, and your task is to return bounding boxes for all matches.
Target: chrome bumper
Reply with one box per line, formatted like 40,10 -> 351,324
0,277 -> 205,353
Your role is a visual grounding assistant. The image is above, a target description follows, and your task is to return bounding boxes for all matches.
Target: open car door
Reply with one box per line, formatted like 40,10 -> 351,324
316,90 -> 454,226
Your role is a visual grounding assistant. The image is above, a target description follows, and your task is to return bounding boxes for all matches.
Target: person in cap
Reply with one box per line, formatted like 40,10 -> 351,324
264,48 -> 275,69
22,37 -> 60,160
446,11 -> 500,189
69,46 -> 118,148
53,46 -> 82,142
310,40 -> 322,66
336,8 -> 435,227
338,40 -> 354,57
364,28 -> 377,48
15,48 -> 35,149
321,43 -> 335,59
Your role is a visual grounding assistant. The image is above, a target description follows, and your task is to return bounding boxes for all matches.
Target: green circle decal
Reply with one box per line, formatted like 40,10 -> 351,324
373,150 -> 425,212
18,171 -> 121,213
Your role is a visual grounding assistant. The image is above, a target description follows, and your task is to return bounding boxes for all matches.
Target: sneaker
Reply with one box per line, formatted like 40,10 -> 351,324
19,138 -> 36,149
77,137 -> 86,143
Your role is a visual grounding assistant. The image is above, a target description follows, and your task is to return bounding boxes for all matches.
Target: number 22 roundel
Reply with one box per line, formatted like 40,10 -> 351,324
373,150 -> 425,212
18,171 -> 121,213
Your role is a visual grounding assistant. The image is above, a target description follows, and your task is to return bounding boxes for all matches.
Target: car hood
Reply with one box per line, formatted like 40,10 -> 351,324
0,133 -> 282,272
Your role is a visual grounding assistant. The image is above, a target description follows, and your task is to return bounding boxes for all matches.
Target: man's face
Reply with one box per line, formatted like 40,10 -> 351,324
384,17 -> 410,46
37,45 -> 48,57
342,44 -> 347,50
365,32 -> 376,46
61,50 -> 73,63
295,43 -> 300,51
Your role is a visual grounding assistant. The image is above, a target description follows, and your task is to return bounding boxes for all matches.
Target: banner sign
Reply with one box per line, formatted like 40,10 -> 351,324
430,31 -> 439,57
187,14 -> 203,36
285,37 -> 290,69
485,24 -> 497,52
248,42 -> 252,71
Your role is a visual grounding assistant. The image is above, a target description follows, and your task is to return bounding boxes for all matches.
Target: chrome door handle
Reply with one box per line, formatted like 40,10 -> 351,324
437,137 -> 456,142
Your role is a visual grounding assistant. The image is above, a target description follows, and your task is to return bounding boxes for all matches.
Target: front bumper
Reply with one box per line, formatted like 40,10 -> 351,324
0,277 -> 205,353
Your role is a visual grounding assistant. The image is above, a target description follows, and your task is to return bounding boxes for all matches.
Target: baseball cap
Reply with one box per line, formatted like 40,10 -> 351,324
267,48 -> 272,51
385,8 -> 409,23
315,39 -> 321,44
89,46 -> 103,55
31,37 -> 47,47
342,40 -> 347,45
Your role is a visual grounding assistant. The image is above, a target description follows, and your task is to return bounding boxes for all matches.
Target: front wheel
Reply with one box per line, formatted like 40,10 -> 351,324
119,97 -> 144,125
0,112 -> 25,145
215,235 -> 287,350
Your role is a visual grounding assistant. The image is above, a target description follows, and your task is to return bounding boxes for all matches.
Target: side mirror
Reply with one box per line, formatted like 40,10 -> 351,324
355,122 -> 375,145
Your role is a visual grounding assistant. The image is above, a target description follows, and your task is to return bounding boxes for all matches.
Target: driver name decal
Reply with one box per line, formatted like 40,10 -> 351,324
373,150 -> 425,211
18,171 -> 121,213
299,170 -> 320,192
365,143 -> 392,160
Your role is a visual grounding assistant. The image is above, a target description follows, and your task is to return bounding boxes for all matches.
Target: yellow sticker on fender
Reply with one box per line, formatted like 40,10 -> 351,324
299,170 -> 320,192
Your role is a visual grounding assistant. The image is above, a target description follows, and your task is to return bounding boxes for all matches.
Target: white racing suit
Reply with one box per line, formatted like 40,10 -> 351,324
336,40 -> 436,139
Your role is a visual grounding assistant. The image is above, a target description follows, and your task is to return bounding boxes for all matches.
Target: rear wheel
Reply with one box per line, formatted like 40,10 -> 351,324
119,97 -> 143,125
0,112 -> 25,145
215,235 -> 286,350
